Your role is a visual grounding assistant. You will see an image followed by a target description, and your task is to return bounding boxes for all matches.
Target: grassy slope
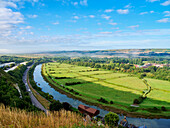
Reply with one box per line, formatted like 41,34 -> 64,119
0,104 -> 96,128
43,63 -> 170,117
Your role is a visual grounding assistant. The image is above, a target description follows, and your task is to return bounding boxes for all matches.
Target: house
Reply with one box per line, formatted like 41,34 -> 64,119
78,104 -> 100,117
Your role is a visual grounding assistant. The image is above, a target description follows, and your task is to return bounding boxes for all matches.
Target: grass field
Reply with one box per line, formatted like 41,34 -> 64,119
0,104 -> 94,128
43,63 -> 170,117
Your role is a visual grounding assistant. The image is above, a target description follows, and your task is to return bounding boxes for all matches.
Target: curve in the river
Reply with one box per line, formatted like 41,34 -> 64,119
33,64 -> 170,128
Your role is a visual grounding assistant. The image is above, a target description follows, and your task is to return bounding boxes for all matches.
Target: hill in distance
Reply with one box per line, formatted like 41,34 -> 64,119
30,49 -> 170,58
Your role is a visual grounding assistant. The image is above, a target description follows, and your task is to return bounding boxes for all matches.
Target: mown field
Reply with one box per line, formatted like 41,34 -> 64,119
42,62 -> 170,117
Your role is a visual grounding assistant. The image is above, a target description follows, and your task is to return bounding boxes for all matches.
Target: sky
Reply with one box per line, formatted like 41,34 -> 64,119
0,0 -> 170,53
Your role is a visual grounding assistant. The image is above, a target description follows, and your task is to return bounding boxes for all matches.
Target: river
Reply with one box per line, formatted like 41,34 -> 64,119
33,64 -> 170,128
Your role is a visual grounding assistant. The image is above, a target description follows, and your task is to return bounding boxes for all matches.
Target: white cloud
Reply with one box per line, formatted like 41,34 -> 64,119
1,29 -> 170,53
117,9 -> 129,14
164,11 -> 170,16
109,22 -> 117,26
73,16 -> 79,19
25,26 -> 32,29
28,14 -> 38,18
80,0 -> 88,6
140,11 -> 154,15
124,3 -> 132,8
0,1 -> 17,8
101,14 -> 111,20
71,2 -> 78,6
111,27 -> 119,29
140,12 -> 148,15
67,20 -> 77,23
99,32 -> 112,34
150,11 -> 154,13
104,9 -> 114,13
146,0 -> 160,2
89,15 -> 95,18
0,7 -> 24,36
161,0 -> 170,6
157,18 -> 169,23
30,32 -> 34,35
20,26 -> 32,29
53,21 -> 59,25
0,49 -> 12,53
128,25 -> 139,29
33,0 -> 39,2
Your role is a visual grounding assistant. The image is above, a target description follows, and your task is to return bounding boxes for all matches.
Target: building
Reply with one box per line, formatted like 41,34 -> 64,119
78,104 -> 100,117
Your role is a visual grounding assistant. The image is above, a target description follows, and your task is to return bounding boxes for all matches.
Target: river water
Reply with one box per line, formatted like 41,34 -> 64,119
33,64 -> 170,128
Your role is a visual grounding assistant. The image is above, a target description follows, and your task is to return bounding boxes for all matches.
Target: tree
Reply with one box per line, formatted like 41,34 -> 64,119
104,112 -> 119,127
50,100 -> 63,111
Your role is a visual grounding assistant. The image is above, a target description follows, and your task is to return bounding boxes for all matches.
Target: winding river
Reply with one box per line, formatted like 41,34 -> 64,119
34,64 -> 170,128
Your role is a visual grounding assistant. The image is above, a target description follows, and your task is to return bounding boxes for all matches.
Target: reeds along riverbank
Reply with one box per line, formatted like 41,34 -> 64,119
0,104 -> 99,128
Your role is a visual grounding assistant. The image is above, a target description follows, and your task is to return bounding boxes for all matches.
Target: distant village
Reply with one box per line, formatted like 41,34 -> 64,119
134,63 -> 169,68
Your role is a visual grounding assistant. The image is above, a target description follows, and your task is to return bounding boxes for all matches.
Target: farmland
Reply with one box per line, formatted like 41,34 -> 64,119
42,62 -> 170,117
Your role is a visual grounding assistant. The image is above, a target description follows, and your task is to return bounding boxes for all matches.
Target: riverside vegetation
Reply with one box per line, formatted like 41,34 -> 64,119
0,58 -> 102,127
42,62 -> 170,118
0,55 -> 170,127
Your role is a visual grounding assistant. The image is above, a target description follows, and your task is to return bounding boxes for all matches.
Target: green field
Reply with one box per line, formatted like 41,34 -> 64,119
43,62 -> 170,117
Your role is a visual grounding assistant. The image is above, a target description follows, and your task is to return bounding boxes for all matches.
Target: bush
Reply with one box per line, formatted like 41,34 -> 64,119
62,102 -> 72,110
50,100 -> 63,111
133,96 -> 144,104
161,106 -> 166,111
70,89 -> 74,92
66,88 -> 70,91
139,73 -> 146,79
147,107 -> 161,113
110,101 -> 114,104
104,112 -> 119,127
74,92 -> 79,95
97,97 -> 108,104
65,81 -> 82,86
133,99 -> 140,104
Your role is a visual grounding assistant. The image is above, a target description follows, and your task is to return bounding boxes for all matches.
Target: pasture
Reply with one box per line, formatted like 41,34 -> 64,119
43,63 -> 170,115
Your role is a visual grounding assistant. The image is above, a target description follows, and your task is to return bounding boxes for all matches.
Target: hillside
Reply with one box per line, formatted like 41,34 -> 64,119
33,49 -> 170,58
0,67 -> 39,111
0,69 -> 21,106
0,104 -> 96,128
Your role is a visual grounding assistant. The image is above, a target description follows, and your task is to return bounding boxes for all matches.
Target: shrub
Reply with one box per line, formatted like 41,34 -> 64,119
153,107 -> 158,111
50,100 -> 63,111
133,96 -> 144,104
74,92 -> 79,95
97,97 -> 109,104
133,99 -> 140,104
139,73 -> 146,79
161,106 -> 166,111
65,82 -> 82,86
70,89 -> 74,92
104,112 -> 119,127
62,102 -> 72,110
110,101 -> 114,104
66,88 -> 70,91
147,107 -> 160,113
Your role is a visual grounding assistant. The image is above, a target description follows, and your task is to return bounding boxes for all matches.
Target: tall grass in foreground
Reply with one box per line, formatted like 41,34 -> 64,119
0,104 -> 99,128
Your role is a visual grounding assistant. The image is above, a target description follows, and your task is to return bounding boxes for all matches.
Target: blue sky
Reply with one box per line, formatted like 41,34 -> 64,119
0,0 -> 170,53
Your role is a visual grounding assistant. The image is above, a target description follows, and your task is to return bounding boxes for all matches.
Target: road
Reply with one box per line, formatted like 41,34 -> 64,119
22,63 -> 47,113
5,61 -> 28,72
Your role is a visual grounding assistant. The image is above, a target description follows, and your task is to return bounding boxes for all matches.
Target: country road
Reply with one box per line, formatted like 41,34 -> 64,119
22,63 -> 47,113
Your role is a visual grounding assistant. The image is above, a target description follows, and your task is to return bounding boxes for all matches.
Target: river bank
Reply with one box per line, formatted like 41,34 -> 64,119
41,63 -> 170,119
34,64 -> 170,128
